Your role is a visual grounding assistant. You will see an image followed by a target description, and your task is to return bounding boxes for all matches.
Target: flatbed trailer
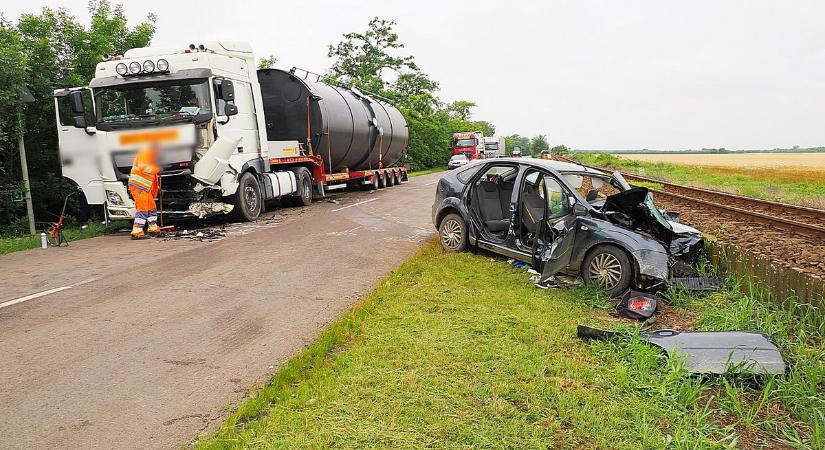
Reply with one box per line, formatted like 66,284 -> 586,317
268,155 -> 408,196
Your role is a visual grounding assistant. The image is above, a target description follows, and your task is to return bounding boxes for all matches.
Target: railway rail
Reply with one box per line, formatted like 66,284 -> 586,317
556,156 -> 825,240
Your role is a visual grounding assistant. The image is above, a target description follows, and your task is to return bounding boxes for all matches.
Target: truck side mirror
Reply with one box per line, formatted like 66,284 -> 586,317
73,116 -> 87,129
70,91 -> 85,114
224,103 -> 238,117
219,79 -> 235,101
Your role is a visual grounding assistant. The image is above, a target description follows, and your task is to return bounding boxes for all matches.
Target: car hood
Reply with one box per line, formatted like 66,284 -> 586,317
602,187 -> 702,256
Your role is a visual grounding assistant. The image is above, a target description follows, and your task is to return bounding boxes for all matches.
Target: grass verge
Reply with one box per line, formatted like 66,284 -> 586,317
408,167 -> 447,177
0,221 -> 107,255
197,241 -> 822,449
570,152 -> 825,208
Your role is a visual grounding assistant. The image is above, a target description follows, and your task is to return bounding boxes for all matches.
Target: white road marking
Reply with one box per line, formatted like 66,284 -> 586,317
331,198 -> 378,212
425,181 -> 439,186
0,277 -> 99,310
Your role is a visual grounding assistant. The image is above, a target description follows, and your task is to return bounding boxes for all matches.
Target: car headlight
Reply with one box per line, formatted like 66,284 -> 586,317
143,60 -> 155,72
128,61 -> 141,74
106,190 -> 125,206
156,59 -> 169,71
116,63 -> 128,76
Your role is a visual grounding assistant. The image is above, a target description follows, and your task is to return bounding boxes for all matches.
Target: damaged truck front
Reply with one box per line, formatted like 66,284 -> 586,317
53,41 -> 301,223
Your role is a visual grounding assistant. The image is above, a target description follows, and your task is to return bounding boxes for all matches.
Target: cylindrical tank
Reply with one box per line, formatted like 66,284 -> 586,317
257,69 -> 408,173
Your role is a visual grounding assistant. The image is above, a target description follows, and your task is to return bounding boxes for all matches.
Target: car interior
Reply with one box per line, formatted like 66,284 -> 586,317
470,164 -> 518,239
518,170 -> 570,247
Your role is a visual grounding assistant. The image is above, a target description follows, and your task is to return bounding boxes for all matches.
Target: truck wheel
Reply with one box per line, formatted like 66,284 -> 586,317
289,167 -> 313,207
385,170 -> 395,187
233,171 -> 262,221
439,213 -> 468,252
582,245 -> 632,297
366,172 -> 379,190
378,172 -> 386,189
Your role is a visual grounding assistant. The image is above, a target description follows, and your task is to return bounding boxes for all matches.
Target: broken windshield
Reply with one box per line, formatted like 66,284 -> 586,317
95,79 -> 212,124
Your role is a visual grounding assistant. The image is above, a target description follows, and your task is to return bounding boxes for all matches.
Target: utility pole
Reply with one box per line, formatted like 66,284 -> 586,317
18,87 -> 36,235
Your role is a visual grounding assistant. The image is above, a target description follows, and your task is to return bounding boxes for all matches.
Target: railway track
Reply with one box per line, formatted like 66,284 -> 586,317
556,156 -> 825,240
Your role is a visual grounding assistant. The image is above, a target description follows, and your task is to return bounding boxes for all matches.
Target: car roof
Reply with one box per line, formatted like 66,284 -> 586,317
471,157 -> 608,175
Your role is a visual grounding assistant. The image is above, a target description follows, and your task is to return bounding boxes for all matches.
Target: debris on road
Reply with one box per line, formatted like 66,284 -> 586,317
160,227 -> 226,242
577,325 -> 786,375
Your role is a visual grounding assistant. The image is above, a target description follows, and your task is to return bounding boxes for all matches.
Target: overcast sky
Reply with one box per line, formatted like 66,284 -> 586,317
4,0 -> 824,150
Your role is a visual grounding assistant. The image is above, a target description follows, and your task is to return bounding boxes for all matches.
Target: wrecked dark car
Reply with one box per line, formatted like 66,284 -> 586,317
432,158 -> 703,296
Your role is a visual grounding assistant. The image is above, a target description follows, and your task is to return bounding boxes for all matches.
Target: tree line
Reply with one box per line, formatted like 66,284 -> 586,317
0,7 -> 550,234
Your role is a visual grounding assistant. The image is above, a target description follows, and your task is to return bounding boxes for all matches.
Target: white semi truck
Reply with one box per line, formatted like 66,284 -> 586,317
54,41 -> 409,222
481,136 -> 505,158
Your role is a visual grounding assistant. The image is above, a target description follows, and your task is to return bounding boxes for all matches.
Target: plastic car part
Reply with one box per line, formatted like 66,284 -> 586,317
617,290 -> 658,320
669,277 -> 722,292
576,325 -> 786,375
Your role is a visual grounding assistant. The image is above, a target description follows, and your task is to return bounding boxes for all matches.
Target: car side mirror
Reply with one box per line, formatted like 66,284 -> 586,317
573,202 -> 588,216
70,91 -> 85,114
224,103 -> 238,117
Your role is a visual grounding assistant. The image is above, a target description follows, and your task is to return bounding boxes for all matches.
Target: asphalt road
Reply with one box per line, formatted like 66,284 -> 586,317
0,172 -> 441,449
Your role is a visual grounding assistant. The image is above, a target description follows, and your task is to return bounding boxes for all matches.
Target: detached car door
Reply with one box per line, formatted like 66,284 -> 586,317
531,173 -> 578,280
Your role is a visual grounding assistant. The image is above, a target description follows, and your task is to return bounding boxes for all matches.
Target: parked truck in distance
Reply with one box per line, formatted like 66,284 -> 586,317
482,136 -> 505,158
54,41 -> 409,223
451,131 -> 485,160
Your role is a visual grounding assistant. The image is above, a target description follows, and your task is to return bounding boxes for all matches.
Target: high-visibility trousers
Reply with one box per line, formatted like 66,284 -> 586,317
130,188 -> 157,230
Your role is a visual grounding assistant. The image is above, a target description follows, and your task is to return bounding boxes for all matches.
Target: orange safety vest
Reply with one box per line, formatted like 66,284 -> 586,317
128,147 -> 159,197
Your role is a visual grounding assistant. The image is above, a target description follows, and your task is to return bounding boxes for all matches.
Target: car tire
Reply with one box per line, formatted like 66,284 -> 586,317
233,171 -> 262,221
581,245 -> 632,297
287,167 -> 313,207
439,213 -> 468,252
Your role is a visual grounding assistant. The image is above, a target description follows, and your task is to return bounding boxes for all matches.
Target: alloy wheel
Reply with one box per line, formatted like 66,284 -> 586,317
441,219 -> 463,250
588,253 -> 623,289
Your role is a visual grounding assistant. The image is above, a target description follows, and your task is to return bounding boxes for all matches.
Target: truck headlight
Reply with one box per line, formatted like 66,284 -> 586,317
156,59 -> 169,71
129,61 -> 141,74
106,190 -> 125,206
143,60 -> 155,72
116,63 -> 128,76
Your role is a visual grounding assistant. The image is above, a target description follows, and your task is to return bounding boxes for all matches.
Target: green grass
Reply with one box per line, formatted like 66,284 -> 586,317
408,167 -> 447,177
0,221 -> 106,255
571,152 -> 825,208
197,242 -> 822,449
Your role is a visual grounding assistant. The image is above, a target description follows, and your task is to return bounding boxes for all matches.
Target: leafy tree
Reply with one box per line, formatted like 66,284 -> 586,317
550,145 -> 569,155
258,54 -> 278,69
0,1 -> 155,233
327,17 -> 417,93
505,134 -> 531,156
446,100 -> 476,120
530,134 -> 550,155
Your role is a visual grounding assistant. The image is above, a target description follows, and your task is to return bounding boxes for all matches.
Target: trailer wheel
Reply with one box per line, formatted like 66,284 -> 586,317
393,170 -> 401,185
378,172 -> 386,189
366,172 -> 379,190
289,167 -> 313,207
385,170 -> 395,187
233,171 -> 262,221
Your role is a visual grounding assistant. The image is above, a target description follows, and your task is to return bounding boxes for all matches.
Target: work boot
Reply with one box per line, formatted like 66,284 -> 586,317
146,223 -> 160,235
131,226 -> 147,240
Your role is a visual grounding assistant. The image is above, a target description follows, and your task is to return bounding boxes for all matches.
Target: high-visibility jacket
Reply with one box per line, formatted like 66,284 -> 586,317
128,147 -> 159,197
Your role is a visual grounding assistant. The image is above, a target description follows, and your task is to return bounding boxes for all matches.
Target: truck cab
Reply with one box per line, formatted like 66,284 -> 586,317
54,41 -> 299,222
451,131 -> 485,160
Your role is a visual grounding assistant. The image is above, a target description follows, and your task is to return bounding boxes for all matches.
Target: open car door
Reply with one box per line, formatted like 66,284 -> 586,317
54,87 -> 103,203
531,174 -> 578,282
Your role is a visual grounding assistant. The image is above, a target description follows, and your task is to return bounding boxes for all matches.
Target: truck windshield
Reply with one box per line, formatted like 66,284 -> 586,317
453,138 -> 477,148
95,79 -> 212,123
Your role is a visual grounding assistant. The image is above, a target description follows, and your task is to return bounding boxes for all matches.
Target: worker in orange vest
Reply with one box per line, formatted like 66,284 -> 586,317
128,144 -> 161,239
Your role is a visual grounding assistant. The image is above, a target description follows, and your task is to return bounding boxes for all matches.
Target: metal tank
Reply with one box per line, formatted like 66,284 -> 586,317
257,68 -> 408,173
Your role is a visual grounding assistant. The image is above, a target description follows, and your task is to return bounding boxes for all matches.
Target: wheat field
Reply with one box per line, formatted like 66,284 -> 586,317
616,152 -> 825,169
